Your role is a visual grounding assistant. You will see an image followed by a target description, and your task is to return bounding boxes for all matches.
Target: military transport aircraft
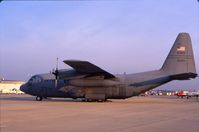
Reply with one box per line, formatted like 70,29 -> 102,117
20,33 -> 197,102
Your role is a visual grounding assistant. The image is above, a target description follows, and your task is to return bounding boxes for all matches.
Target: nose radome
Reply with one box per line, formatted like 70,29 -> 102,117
20,84 -> 26,93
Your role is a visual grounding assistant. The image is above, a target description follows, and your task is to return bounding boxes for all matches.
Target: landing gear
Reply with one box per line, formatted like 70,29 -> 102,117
82,98 -> 106,102
36,96 -> 43,101
82,98 -> 90,102
97,99 -> 104,102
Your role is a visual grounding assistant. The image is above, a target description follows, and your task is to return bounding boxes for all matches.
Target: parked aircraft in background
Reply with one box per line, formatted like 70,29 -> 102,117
186,90 -> 199,99
20,33 -> 197,102
175,90 -> 199,99
174,91 -> 189,98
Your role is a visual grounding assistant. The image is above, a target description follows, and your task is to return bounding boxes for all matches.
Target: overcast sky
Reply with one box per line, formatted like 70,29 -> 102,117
0,0 -> 199,90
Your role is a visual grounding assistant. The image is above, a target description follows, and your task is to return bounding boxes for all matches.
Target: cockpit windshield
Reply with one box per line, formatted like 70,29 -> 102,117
28,76 -> 42,84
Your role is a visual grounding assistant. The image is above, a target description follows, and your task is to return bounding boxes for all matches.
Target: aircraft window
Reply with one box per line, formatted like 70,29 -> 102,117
35,76 -> 42,83
29,78 -> 33,83
29,76 -> 42,84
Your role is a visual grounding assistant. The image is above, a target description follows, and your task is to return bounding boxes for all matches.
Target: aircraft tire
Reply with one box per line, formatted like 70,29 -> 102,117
97,99 -> 104,102
36,96 -> 43,101
87,99 -> 93,102
82,98 -> 90,102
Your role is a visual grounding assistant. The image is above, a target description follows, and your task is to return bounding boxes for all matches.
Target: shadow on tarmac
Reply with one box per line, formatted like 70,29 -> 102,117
0,94 -> 197,103
0,95 -> 113,103
0,96 -> 81,102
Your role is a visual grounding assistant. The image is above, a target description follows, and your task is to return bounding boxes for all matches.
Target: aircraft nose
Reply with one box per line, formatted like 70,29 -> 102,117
20,84 -> 27,93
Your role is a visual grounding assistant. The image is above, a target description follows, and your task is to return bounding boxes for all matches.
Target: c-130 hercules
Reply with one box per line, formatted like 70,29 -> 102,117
20,33 -> 197,102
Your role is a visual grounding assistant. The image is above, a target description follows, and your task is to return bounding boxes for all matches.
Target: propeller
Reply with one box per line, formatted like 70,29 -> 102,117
52,58 -> 59,88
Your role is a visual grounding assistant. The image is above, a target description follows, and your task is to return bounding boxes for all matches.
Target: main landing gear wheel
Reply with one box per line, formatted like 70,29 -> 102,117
82,98 -> 106,102
36,96 -> 43,101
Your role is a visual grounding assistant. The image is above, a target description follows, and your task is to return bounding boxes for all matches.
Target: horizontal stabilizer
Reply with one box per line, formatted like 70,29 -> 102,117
169,73 -> 197,80
129,72 -> 197,87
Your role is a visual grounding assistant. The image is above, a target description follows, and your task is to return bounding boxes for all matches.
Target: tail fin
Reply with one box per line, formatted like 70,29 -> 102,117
161,33 -> 197,79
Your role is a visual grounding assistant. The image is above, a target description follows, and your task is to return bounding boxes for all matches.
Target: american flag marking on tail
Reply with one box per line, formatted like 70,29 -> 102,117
177,46 -> 186,51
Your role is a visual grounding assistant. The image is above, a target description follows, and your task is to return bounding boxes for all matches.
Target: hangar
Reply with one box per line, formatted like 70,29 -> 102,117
0,78 -> 25,94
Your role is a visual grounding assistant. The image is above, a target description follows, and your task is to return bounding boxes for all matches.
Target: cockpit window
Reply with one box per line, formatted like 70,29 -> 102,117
28,76 -> 42,84
28,78 -> 33,84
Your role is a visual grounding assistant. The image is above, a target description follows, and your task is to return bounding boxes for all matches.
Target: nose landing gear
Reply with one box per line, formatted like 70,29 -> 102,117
36,96 -> 43,101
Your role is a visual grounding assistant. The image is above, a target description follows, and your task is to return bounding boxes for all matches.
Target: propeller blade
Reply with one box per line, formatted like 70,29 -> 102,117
52,58 -> 59,88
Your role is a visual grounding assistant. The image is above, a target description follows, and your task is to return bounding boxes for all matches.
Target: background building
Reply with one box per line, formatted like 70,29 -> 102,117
0,79 -> 25,94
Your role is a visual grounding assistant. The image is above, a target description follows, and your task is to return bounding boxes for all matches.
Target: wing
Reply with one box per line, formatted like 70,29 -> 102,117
63,60 -> 115,79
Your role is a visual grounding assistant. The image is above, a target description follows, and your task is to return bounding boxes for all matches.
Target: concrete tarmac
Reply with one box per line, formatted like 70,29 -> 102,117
1,94 -> 199,132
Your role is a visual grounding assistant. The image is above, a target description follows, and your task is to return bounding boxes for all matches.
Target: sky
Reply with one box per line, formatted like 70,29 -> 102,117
0,0 -> 199,90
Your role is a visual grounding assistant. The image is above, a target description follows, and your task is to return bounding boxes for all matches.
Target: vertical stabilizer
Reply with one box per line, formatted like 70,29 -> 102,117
161,33 -> 197,76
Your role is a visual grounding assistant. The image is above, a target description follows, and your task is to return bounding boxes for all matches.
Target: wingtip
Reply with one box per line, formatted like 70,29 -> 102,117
63,59 -> 85,63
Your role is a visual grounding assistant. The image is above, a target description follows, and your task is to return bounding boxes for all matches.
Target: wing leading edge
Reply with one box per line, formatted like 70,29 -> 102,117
63,60 -> 115,79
